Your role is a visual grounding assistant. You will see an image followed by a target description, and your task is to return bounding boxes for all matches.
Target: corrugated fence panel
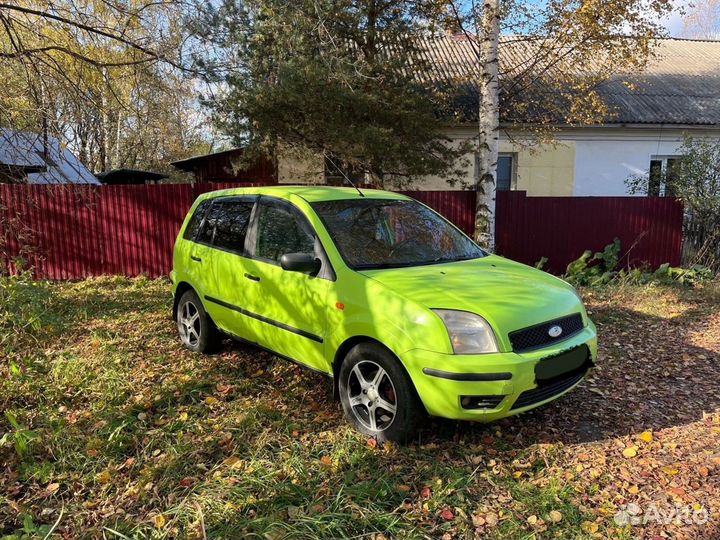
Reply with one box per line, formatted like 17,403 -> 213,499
0,184 -> 683,279
495,191 -> 684,274
399,190 -> 476,235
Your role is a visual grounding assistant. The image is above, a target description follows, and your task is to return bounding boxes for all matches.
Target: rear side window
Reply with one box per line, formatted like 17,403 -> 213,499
197,199 -> 254,252
183,200 -> 210,241
254,201 -> 315,262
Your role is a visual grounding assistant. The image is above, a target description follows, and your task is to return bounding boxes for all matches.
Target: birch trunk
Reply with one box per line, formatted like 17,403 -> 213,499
474,0 -> 500,249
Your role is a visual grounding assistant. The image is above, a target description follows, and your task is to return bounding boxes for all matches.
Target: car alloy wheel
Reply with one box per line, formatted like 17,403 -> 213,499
177,299 -> 202,348
345,360 -> 398,431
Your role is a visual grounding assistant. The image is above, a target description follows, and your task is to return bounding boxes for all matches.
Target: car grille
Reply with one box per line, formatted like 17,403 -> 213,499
510,371 -> 585,410
508,313 -> 584,352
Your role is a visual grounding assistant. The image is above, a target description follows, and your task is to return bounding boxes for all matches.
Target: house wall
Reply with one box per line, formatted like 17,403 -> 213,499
272,126 -> 720,196
413,128 -> 576,195
569,128 -> 689,196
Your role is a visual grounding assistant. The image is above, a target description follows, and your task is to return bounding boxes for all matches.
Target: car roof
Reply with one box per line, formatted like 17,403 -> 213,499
197,185 -> 411,203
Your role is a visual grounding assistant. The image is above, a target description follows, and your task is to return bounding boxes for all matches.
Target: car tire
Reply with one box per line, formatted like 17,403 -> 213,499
338,342 -> 425,443
176,289 -> 221,353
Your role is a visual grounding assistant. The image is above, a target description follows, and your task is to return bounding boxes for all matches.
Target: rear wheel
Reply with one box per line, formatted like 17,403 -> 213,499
176,289 -> 221,353
338,342 -> 424,443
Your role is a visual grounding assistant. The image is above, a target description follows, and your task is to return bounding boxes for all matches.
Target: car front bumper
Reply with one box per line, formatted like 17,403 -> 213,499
399,322 -> 597,421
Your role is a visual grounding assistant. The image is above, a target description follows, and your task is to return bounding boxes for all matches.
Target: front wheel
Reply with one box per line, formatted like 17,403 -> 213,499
338,342 -> 424,443
176,289 -> 221,353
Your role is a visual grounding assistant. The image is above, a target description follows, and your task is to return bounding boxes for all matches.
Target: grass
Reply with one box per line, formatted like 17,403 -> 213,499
1,276 -> 719,539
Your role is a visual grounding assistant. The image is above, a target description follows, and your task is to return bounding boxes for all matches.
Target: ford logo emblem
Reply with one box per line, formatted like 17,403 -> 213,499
548,325 -> 563,338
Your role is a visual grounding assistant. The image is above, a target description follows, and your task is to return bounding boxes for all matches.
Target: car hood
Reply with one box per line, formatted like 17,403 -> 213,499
359,255 -> 583,336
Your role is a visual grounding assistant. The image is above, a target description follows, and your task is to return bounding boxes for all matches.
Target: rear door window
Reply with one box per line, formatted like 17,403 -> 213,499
183,200 -> 210,241
197,198 -> 255,253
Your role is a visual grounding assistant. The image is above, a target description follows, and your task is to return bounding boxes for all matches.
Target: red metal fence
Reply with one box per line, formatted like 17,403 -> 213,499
0,184 -> 684,279
0,184 -> 476,279
494,191 -> 685,274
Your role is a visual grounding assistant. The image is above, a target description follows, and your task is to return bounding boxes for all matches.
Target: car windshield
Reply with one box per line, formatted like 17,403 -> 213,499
311,198 -> 485,269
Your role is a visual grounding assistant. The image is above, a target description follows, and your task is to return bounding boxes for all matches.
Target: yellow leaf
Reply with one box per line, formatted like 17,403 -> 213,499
628,485 -> 639,494
581,520 -> 599,534
622,446 -> 638,458
638,431 -> 653,443
154,514 -> 166,529
178,412 -> 188,422
549,510 -> 563,523
223,456 -> 242,469
96,470 -> 112,484
661,466 -> 679,476
205,396 -> 219,405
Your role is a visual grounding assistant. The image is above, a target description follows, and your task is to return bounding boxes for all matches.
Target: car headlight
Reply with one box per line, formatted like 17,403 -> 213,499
432,309 -> 499,354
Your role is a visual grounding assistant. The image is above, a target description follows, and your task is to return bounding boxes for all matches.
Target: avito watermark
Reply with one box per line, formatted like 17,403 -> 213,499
614,502 -> 709,527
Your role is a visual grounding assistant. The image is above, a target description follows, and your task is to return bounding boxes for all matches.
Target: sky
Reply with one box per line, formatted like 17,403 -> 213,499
659,0 -> 691,37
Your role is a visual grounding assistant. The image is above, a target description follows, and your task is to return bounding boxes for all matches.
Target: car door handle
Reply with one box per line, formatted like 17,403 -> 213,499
190,255 -> 202,262
244,273 -> 260,282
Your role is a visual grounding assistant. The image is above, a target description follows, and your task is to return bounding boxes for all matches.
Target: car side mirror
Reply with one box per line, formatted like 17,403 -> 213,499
280,252 -> 321,275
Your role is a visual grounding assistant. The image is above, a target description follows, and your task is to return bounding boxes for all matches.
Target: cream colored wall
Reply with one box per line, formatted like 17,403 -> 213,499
404,131 -> 576,194
507,141 -> 575,196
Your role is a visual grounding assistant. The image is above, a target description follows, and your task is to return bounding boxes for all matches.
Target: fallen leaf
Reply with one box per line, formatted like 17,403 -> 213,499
440,508 -> 454,521
96,470 -> 112,484
661,466 -> 679,476
485,512 -> 499,527
367,438 -> 378,449
397,484 -> 411,493
622,446 -> 638,458
320,455 -> 332,466
420,486 -> 432,499
178,412 -> 188,422
527,515 -> 538,526
638,431 -> 653,443
154,514 -> 166,529
549,510 -> 563,523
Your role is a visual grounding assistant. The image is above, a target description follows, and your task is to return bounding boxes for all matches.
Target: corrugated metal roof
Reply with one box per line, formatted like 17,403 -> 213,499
415,36 -> 720,126
0,129 -> 99,184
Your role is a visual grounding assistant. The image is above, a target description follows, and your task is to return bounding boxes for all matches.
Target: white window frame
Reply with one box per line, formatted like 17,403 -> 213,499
648,155 -> 681,196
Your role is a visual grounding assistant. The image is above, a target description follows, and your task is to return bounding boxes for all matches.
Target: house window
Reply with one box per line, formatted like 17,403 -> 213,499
476,153 -> 516,191
497,154 -> 516,191
648,156 -> 681,196
324,156 -> 365,186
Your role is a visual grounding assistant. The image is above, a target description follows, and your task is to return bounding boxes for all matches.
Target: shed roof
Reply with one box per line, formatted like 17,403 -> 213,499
0,129 -> 99,184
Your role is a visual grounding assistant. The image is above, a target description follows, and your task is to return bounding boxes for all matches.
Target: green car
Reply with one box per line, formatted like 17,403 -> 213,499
171,186 -> 597,442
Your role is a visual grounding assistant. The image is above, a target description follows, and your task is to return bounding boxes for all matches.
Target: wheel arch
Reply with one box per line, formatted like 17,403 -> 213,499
172,281 -> 196,321
332,336 -> 418,403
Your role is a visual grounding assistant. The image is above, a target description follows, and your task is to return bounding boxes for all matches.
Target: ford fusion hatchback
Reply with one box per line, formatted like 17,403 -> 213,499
171,187 -> 597,442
